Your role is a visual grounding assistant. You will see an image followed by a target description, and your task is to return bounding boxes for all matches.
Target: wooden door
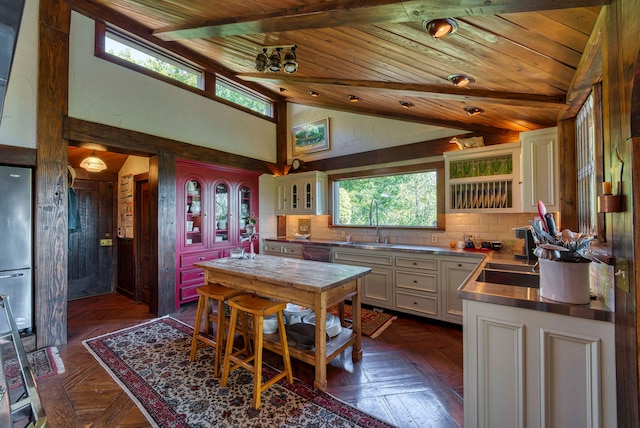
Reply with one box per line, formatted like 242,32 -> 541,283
68,179 -> 114,300
136,178 -> 151,303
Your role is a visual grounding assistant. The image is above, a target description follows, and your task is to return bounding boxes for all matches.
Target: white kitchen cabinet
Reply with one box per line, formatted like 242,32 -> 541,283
274,171 -> 327,215
443,142 -> 523,213
440,258 -> 476,324
332,248 -> 394,309
263,241 -> 303,259
463,300 -> 616,428
394,255 -> 439,317
521,127 -> 559,212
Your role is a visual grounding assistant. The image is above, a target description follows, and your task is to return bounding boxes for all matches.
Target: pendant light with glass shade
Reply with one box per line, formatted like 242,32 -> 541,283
80,151 -> 107,172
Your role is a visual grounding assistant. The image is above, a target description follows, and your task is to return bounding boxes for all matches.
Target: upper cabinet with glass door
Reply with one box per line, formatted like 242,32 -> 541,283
274,171 -> 328,215
214,182 -> 230,245
443,142 -> 523,213
184,178 -> 204,248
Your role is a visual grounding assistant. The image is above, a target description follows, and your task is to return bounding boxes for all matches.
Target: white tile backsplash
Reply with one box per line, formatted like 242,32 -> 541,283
282,213 -> 541,250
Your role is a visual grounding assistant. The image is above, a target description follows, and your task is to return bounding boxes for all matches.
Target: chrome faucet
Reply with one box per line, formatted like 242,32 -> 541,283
369,200 -> 380,243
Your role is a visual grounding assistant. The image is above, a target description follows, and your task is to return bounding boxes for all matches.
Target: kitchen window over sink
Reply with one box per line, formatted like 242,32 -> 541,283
330,162 -> 445,230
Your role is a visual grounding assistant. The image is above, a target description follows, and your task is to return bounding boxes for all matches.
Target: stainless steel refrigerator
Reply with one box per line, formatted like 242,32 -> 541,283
0,165 -> 32,333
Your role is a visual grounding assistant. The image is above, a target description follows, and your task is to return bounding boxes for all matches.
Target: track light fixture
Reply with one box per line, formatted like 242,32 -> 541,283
255,49 -> 269,72
255,45 -> 298,73
447,73 -> 475,87
282,46 -> 297,73
464,106 -> 484,116
423,18 -> 458,39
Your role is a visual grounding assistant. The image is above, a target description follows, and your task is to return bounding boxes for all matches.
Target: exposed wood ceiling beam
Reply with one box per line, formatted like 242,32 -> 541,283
237,73 -> 566,107
153,0 -> 610,41
294,97 -> 521,137
559,8 -> 604,120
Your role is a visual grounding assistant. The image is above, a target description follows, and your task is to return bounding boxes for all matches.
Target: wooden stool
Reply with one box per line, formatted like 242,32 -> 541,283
220,294 -> 293,409
189,283 -> 248,378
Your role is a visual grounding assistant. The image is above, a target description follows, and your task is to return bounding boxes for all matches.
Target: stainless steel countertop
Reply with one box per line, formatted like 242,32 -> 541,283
459,257 -> 614,323
263,237 -> 614,323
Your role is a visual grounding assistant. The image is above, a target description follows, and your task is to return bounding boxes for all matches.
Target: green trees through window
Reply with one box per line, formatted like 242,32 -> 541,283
102,27 -> 273,117
334,171 -> 439,227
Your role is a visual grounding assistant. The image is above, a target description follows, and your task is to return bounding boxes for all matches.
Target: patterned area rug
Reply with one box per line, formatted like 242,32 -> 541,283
83,316 -> 396,428
3,345 -> 65,388
328,304 -> 397,338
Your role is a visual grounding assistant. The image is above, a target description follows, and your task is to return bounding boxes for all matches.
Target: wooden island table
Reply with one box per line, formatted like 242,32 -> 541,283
194,254 -> 371,390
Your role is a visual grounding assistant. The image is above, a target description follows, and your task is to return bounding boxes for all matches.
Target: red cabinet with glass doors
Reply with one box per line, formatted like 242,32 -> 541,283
176,160 -> 259,308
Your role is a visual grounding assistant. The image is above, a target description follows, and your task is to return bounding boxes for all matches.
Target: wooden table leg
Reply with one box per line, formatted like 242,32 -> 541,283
313,294 -> 328,390
352,278 -> 363,362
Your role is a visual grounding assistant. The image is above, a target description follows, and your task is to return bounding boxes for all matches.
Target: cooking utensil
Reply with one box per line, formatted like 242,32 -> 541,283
544,212 -> 557,237
537,200 -> 548,232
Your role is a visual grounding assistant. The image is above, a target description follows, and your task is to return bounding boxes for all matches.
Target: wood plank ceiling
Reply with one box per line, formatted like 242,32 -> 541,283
69,0 -> 608,139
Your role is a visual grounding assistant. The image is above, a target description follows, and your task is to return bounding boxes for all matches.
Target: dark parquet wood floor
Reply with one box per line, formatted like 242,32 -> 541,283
36,293 -> 464,427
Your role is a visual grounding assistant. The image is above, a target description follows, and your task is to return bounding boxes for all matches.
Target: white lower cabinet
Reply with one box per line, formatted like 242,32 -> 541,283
332,248 -> 394,309
463,299 -> 616,428
441,259 -> 476,324
333,247 -> 479,323
263,242 -> 303,259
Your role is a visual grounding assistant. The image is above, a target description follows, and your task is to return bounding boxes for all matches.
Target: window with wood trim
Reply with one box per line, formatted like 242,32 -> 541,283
575,86 -> 604,239
330,163 -> 445,230
94,22 -> 276,119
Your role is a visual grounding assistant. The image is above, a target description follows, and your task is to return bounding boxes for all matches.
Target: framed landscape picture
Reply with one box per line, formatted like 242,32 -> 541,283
291,118 -> 330,156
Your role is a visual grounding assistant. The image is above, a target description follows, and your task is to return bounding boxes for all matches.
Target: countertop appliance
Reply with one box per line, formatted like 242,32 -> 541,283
0,166 -> 33,333
302,243 -> 332,263
514,226 -> 536,261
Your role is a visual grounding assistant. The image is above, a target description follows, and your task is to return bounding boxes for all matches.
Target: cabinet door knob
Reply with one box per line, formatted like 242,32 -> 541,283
199,272 -> 204,277
199,256 -> 205,260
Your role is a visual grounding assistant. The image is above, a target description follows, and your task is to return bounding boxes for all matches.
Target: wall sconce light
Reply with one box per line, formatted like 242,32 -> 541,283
464,106 -> 484,116
423,18 -> 458,39
399,100 -> 414,108
448,73 -> 475,87
80,151 -> 107,172
255,45 -> 297,73
598,181 -> 624,212
348,95 -> 360,103
309,90 -> 320,97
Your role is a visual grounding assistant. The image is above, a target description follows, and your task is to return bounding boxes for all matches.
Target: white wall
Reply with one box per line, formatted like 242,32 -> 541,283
68,12 -> 277,162
0,0 -> 38,148
286,103 -> 465,163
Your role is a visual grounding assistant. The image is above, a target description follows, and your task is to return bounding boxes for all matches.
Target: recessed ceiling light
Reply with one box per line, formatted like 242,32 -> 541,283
464,106 -> 484,116
399,100 -> 414,108
422,18 -> 458,39
348,95 -> 360,103
447,74 -> 475,87
309,91 -> 319,97
279,87 -> 287,92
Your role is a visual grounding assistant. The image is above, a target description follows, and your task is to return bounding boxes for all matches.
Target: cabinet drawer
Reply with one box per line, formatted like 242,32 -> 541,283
282,245 -> 303,257
180,284 -> 201,301
181,251 -> 221,267
396,270 -> 437,293
395,290 -> 438,316
264,243 -> 283,253
396,257 -> 437,271
180,268 -> 206,283
333,250 -> 393,266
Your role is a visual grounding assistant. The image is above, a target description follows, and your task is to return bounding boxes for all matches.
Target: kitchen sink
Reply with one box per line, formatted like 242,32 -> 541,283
484,262 -> 537,273
477,265 -> 540,288
348,242 -> 396,249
